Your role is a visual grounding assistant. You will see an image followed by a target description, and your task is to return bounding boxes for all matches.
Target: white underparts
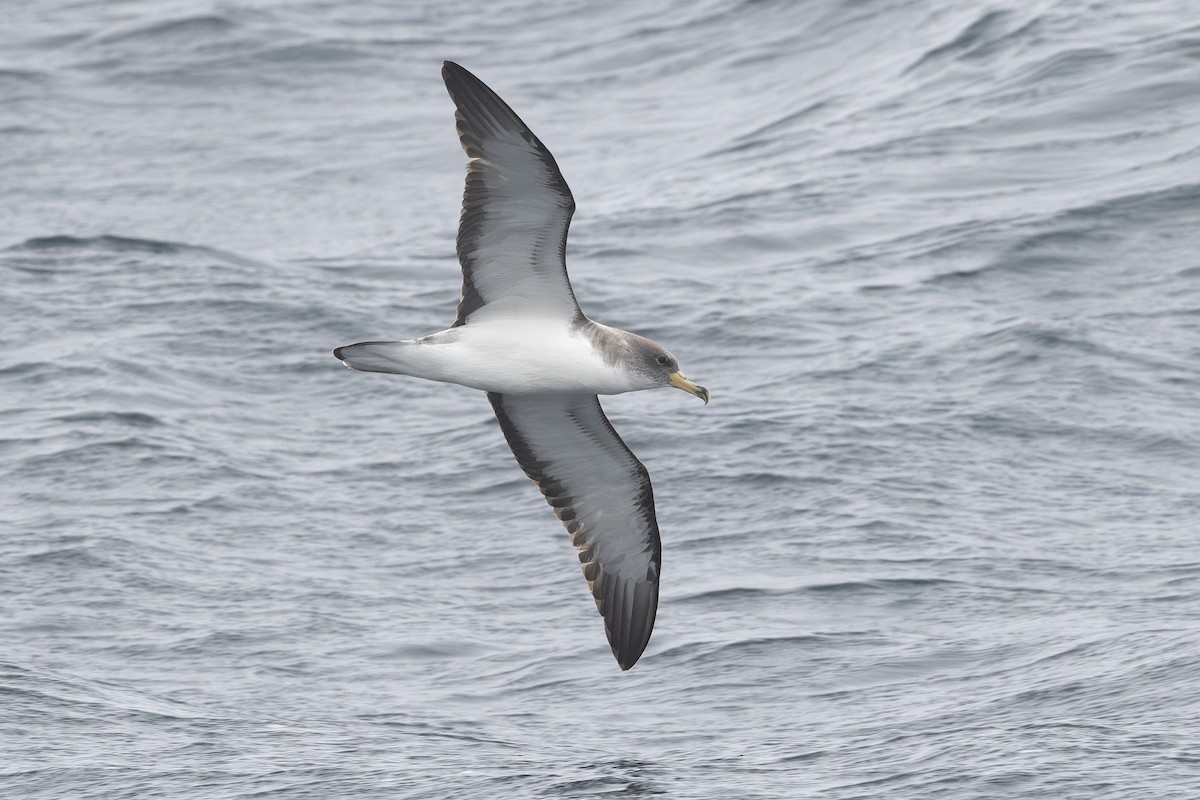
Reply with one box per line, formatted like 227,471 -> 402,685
337,318 -> 648,395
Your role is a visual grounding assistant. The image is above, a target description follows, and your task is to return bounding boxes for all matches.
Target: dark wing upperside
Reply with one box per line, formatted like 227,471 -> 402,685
442,61 -> 582,327
488,392 -> 660,670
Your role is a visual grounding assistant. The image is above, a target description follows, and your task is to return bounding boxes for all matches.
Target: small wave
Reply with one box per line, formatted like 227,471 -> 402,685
55,411 -> 163,429
95,14 -> 237,45
1058,182 -> 1200,226
658,632 -> 853,664
0,659 -> 201,724
0,68 -> 49,85
18,543 -> 109,569
972,320 -> 1109,357
707,99 -> 838,159
921,177 -> 1198,288
924,225 -> 1096,287
673,586 -> 775,604
18,438 -> 169,472
250,42 -> 373,67
804,577 -> 957,594
8,234 -> 185,254
0,125 -> 44,136
710,633 -> 844,656
905,10 -> 1016,73
377,641 -> 489,661
543,774 -> 663,798
0,361 -> 50,379
3,233 -> 264,268
1020,46 -> 1118,85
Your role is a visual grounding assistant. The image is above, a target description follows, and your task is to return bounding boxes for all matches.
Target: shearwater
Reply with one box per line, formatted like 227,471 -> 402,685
335,61 -> 709,670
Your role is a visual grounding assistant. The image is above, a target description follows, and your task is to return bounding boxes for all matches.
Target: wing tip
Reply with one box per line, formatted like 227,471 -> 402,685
439,59 -> 530,144
616,647 -> 646,671
441,60 -> 481,101
613,636 -> 651,671
441,59 -> 464,83
605,577 -> 658,671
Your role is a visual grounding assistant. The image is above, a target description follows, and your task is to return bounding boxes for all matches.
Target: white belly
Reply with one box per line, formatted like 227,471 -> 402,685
412,319 -> 636,395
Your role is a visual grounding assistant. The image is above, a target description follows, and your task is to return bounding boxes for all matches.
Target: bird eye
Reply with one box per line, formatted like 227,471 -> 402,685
656,355 -> 669,366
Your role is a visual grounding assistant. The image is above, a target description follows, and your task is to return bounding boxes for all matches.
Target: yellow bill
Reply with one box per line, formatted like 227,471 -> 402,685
669,372 -> 710,404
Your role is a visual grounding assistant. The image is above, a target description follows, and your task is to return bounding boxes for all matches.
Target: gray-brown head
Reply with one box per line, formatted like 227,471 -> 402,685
623,333 -> 710,404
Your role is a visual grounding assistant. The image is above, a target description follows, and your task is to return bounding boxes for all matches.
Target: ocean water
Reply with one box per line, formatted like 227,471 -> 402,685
4,0 -> 1200,796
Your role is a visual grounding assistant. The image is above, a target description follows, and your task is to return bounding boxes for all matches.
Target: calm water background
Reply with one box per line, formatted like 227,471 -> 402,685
4,0 -> 1200,797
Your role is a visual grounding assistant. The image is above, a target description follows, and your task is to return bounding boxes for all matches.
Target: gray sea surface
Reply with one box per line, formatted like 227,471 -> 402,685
4,0 -> 1200,797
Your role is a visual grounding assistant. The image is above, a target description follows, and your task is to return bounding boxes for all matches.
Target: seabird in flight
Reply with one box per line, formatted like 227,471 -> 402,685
334,61 -> 709,670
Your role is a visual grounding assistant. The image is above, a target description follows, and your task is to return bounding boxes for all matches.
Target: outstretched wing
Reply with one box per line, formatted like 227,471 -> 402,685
442,61 -> 582,327
488,392 -> 661,670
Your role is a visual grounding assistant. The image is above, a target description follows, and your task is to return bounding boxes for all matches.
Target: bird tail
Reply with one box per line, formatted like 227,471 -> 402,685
332,341 -> 417,375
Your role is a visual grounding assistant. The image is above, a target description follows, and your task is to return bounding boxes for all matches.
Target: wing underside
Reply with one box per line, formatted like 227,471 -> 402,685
442,61 -> 582,326
488,392 -> 661,670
